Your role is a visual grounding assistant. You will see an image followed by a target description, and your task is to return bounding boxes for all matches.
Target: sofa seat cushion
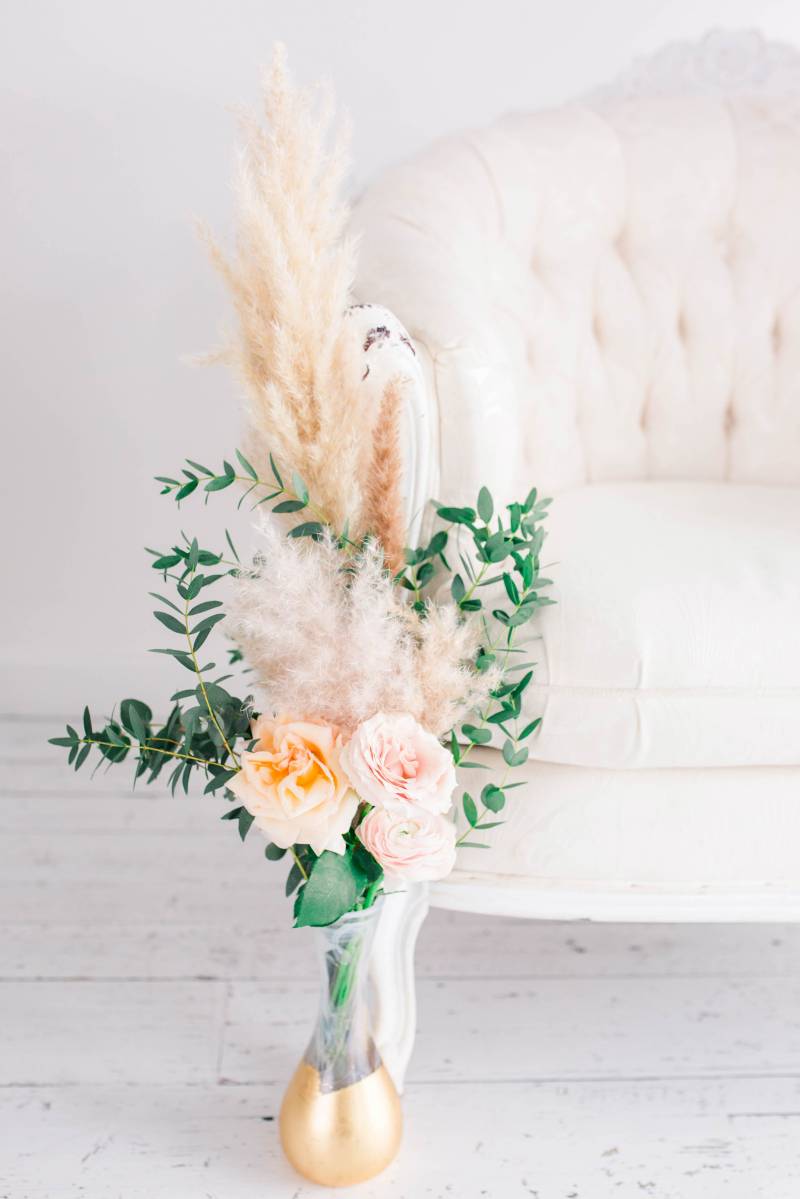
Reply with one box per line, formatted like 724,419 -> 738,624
524,482 -> 800,768
451,756 -> 800,891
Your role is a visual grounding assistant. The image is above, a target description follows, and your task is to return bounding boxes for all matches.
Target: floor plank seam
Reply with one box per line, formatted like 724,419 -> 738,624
6,1072 -> 800,1090
3,972 -> 800,982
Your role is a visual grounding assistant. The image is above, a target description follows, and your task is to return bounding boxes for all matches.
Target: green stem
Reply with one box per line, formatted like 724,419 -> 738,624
183,579 -> 239,767
290,846 -> 309,881
223,472 -> 359,551
362,877 -> 383,910
331,939 -> 363,1009
455,759 -> 514,847
79,738 -> 228,769
453,598 -> 529,842
460,559 -> 489,605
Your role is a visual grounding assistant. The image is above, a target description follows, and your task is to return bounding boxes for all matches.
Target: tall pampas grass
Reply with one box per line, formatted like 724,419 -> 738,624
204,44 -> 378,534
207,47 -> 497,745
226,522 -> 496,738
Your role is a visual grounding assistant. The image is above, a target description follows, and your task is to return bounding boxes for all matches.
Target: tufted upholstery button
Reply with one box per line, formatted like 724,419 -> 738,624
352,88 -> 800,492
719,227 -> 737,267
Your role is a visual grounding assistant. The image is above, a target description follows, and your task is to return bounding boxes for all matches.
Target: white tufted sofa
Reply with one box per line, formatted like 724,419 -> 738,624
356,33 -> 800,1087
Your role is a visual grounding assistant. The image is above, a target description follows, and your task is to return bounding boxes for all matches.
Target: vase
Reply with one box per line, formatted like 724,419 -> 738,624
279,901 -> 403,1187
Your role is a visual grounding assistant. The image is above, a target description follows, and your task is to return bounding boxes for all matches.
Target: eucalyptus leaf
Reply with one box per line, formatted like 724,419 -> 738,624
273,499 -> 306,514
481,784 -> 505,813
477,486 -> 493,523
238,808 -> 255,841
462,724 -> 492,745
153,611 -> 185,636
285,862 -> 303,897
437,505 -> 476,525
462,792 -> 478,826
269,453 -> 283,487
189,600 -> 223,617
149,592 -> 182,614
176,478 -> 198,501
235,449 -> 258,480
192,612 -> 227,636
291,472 -> 309,504
288,521 -> 324,539
205,474 -> 235,492
294,851 -> 359,928
185,459 -> 213,476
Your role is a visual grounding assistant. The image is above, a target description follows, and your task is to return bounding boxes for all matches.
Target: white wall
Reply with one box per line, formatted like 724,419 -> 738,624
3,0 -> 800,716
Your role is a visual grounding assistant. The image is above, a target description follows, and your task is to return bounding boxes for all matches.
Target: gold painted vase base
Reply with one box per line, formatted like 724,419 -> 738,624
279,1060 -> 403,1187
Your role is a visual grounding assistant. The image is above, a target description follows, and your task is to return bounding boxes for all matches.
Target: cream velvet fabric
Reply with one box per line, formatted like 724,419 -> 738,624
525,482 -> 800,769
454,755 -> 800,884
353,93 -> 800,507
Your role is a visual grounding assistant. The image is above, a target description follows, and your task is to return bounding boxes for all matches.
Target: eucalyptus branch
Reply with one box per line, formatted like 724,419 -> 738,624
49,708 -> 244,779
156,449 -> 358,550
181,566 -> 239,767
78,737 -> 229,770
425,484 -> 553,848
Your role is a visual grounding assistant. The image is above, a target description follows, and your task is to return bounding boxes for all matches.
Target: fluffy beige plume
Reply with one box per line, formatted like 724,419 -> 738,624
204,44 -> 376,532
415,605 -> 502,737
226,522 -> 495,738
361,379 -> 407,574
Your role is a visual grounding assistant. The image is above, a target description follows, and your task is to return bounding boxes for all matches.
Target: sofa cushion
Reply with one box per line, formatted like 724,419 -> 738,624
451,756 -> 800,890
523,482 -> 800,768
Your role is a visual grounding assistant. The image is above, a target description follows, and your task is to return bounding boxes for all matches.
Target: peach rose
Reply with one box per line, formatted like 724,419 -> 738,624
341,712 -> 456,815
357,805 -> 457,883
229,715 -> 358,855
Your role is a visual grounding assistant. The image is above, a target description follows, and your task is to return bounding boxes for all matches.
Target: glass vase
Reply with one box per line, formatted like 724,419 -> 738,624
279,901 -> 402,1187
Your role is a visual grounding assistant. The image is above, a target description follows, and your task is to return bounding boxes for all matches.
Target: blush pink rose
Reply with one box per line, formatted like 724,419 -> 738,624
229,715 -> 358,855
340,712 -> 456,815
357,805 -> 457,883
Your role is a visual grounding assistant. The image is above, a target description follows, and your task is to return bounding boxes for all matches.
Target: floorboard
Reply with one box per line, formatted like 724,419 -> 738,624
2,717 -> 799,1196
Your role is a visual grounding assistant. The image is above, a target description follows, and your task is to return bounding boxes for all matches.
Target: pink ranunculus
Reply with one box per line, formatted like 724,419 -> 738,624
340,712 -> 456,815
357,804 -> 457,883
228,715 -> 358,855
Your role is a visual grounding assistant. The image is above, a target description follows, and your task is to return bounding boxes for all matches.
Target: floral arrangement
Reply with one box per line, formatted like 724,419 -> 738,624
50,47 -> 554,931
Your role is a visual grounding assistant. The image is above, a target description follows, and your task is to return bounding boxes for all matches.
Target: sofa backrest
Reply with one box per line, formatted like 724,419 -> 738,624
353,60 -> 800,505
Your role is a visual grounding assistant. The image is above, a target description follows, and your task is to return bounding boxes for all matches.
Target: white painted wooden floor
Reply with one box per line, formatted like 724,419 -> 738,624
3,716 -> 800,1198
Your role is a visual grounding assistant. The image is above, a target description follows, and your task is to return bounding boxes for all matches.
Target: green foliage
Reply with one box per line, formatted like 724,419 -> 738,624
51,447 -> 554,920
293,851 -> 360,927
398,482 -> 555,850
462,792 -> 478,827
50,526 -> 253,797
290,834 -> 386,927
155,452 -> 345,547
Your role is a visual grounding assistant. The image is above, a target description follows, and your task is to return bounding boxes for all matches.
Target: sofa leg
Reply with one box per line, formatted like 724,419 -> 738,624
370,881 -> 430,1093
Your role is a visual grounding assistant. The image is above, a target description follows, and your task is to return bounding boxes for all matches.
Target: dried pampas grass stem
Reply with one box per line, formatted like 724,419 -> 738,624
204,44 -> 378,536
361,380 -> 407,575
